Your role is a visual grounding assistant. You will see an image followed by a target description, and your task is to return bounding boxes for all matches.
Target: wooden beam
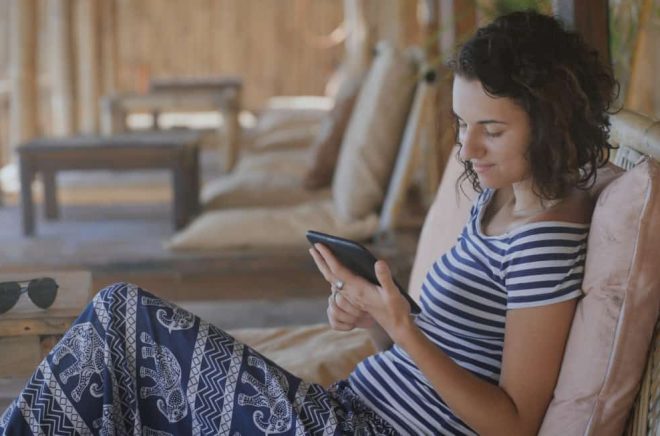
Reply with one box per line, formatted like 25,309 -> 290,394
625,0 -> 655,115
99,0 -> 118,96
380,0 -> 418,49
49,0 -> 77,135
8,0 -> 38,157
343,0 -> 371,76
75,0 -> 101,134
554,0 -> 611,67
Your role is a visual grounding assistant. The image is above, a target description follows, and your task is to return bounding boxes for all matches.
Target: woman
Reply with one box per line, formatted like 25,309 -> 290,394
1,11 -> 616,436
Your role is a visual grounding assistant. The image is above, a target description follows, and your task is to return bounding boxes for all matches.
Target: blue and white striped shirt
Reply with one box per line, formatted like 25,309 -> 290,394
349,189 -> 589,435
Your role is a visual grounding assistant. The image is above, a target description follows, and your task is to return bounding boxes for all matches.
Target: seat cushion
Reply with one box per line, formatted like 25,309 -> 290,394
167,199 -> 379,250
201,149 -> 329,210
539,158 -> 660,436
332,42 -> 418,221
229,324 -> 376,387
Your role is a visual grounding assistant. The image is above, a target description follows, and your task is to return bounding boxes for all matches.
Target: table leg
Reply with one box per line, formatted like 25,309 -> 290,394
189,147 -> 200,216
43,170 -> 59,220
220,89 -> 241,172
19,157 -> 36,236
172,161 -> 186,230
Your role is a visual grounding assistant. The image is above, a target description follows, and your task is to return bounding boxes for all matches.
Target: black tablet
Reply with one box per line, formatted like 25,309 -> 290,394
306,230 -> 421,314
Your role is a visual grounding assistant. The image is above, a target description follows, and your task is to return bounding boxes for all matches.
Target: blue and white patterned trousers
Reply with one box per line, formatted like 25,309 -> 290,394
0,283 -> 396,435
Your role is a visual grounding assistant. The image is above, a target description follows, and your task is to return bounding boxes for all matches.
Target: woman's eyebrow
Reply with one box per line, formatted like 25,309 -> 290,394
452,112 -> 507,125
478,120 -> 507,125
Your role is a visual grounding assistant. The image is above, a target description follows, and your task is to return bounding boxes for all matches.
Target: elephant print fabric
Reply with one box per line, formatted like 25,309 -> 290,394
0,283 -> 397,435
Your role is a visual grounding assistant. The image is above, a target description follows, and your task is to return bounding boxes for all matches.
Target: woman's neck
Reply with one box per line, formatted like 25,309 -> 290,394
507,180 -> 560,217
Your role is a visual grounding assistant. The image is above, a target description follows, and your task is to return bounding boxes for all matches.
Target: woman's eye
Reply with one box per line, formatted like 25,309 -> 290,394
485,130 -> 503,138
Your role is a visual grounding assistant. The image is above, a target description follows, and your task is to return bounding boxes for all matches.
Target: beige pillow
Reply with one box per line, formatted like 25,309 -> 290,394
332,42 -> 419,221
201,149 -> 329,210
167,199 -> 379,250
303,76 -> 363,190
230,324 -> 376,387
254,107 -> 327,135
539,158 -> 660,435
249,124 -> 319,152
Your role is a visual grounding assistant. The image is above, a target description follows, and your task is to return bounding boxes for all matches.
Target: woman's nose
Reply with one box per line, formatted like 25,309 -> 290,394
459,129 -> 483,160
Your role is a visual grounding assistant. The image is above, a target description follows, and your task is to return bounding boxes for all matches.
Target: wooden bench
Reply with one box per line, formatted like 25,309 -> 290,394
18,131 -> 202,236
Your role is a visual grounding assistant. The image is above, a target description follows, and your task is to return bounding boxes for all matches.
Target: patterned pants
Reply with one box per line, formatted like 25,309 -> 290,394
0,283 -> 396,435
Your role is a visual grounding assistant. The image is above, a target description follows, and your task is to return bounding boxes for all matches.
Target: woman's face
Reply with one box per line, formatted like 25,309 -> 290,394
452,76 -> 533,190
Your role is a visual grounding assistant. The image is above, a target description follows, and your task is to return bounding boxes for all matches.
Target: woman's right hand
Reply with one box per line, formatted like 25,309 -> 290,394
309,245 -> 375,331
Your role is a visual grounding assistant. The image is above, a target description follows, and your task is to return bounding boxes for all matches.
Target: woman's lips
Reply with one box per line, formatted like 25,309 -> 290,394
472,163 -> 494,173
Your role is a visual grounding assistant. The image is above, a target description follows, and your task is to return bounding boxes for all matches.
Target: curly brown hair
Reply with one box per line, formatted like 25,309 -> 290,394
449,10 -> 618,199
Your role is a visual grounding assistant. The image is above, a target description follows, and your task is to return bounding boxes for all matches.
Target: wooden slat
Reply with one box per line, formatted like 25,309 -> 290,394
0,336 -> 41,378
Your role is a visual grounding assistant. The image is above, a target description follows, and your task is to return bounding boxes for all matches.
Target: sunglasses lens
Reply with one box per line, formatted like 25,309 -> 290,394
0,282 -> 22,314
27,278 -> 58,309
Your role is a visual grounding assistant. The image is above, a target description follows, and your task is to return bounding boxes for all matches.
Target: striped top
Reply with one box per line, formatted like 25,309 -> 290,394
348,189 -> 589,435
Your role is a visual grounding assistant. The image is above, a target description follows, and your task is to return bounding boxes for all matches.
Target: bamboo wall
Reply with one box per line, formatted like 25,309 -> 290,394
0,0 -> 421,167
113,0 -> 346,110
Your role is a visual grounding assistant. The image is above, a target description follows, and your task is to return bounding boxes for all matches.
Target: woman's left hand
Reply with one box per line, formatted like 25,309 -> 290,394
312,243 -> 415,342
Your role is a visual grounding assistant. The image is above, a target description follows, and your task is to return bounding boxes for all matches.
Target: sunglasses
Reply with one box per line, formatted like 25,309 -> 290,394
0,277 -> 59,315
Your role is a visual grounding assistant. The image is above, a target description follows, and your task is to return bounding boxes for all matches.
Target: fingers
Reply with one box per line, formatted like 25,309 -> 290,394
314,243 -> 352,278
331,288 -> 362,318
374,260 -> 397,296
327,289 -> 369,331
327,294 -> 355,331
308,246 -> 334,283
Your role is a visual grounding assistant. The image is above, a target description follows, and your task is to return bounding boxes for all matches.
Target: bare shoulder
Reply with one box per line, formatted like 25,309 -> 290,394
535,188 -> 593,225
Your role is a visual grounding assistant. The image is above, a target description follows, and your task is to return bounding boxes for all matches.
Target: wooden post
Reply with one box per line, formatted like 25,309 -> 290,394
553,0 -> 611,67
419,0 -> 440,61
8,0 -> 38,157
343,0 -> 371,77
75,0 -> 100,134
99,0 -> 118,97
435,0 -> 477,180
49,0 -> 77,136
380,0 -> 418,49
625,0 -> 655,115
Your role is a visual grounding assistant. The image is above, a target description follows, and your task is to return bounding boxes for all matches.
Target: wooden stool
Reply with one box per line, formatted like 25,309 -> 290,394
0,270 -> 92,407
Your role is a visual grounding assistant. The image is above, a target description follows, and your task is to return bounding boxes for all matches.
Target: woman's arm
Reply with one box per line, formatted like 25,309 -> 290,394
396,299 -> 576,435
313,243 -> 576,435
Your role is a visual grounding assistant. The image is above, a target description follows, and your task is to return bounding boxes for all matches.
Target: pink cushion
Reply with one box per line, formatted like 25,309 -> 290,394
540,158 -> 660,435
407,149 -> 475,301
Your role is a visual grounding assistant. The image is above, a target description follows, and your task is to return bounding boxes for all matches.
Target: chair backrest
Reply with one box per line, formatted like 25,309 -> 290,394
407,109 -> 660,436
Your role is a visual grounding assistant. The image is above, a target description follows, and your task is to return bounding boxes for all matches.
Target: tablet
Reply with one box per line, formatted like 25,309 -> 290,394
306,230 -> 421,314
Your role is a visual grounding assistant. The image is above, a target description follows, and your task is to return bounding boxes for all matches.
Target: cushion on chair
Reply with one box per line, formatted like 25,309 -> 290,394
201,149 -> 330,210
249,124 -> 320,153
407,148 -> 475,301
229,324 -> 376,387
332,42 -> 419,221
253,106 -> 328,135
166,199 -> 379,250
539,158 -> 660,436
303,76 -> 363,190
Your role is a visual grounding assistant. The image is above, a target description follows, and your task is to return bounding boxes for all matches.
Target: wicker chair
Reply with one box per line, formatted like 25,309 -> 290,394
611,110 -> 660,436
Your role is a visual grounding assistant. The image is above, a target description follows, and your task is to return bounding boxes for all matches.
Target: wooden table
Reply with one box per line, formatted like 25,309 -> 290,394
101,76 -> 242,172
18,131 -> 202,237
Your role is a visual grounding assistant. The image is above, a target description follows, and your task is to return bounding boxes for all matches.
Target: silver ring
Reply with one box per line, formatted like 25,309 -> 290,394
335,280 -> 344,291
